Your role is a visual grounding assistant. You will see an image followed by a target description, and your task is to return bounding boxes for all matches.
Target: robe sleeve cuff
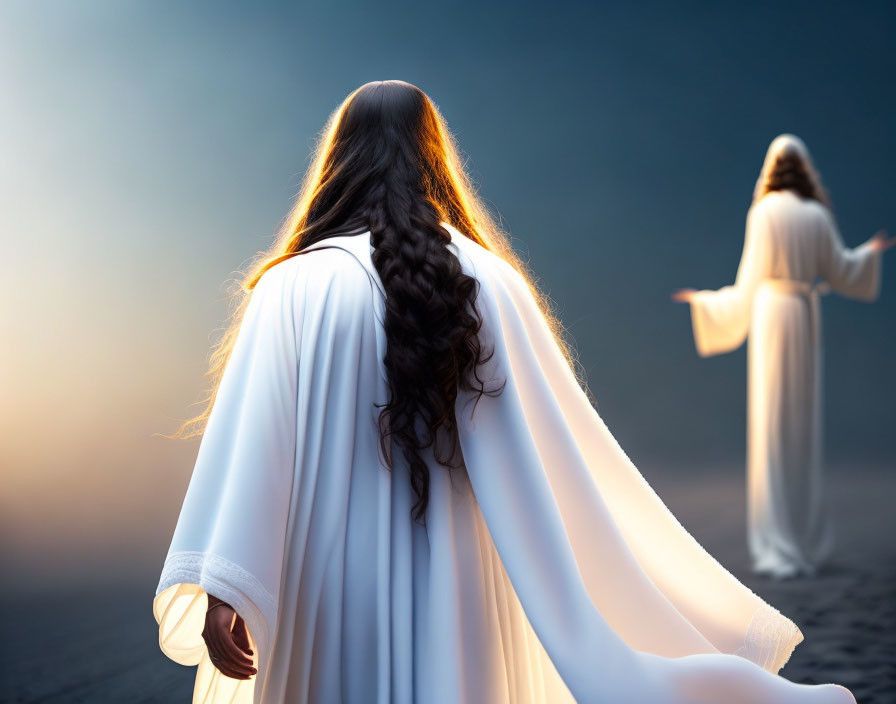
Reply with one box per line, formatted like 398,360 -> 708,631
688,291 -> 730,358
855,240 -> 883,302
153,551 -> 273,667
732,603 -> 804,675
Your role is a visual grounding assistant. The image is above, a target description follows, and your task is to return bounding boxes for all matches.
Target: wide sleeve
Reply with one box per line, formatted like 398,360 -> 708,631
688,204 -> 772,357
453,242 -> 813,703
153,262 -> 301,704
819,209 -> 882,301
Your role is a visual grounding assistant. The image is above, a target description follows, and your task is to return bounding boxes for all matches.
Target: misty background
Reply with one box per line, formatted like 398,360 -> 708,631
1,0 -> 893,598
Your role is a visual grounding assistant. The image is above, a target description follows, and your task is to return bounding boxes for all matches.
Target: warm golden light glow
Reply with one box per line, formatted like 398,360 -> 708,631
172,81 -> 586,440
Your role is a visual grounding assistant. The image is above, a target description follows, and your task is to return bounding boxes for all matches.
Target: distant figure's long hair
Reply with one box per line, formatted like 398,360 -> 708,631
753,134 -> 830,207
173,80 -> 582,522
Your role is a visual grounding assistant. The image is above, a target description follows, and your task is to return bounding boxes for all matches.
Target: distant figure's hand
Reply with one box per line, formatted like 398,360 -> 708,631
201,594 -> 257,680
671,288 -> 698,303
868,229 -> 896,253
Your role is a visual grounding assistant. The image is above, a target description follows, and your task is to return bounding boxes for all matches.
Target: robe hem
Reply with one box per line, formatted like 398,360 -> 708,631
732,603 -> 803,675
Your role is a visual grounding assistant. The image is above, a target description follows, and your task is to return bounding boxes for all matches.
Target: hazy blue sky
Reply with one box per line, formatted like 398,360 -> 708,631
1,0 -> 893,587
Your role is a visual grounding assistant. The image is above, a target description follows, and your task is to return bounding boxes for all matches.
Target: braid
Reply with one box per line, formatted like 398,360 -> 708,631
190,81 -> 515,525
368,157 -> 498,523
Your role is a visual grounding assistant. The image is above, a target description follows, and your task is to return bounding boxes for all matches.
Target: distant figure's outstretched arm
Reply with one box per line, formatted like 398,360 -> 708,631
673,203 -> 772,356
821,212 -> 886,300
868,229 -> 895,253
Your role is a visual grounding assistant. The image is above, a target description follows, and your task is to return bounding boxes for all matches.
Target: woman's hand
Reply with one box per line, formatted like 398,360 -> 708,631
671,288 -> 698,303
868,229 -> 896,253
201,594 -> 257,680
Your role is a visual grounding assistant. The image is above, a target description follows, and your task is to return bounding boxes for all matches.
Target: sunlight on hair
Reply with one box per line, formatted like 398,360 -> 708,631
170,81 -> 587,439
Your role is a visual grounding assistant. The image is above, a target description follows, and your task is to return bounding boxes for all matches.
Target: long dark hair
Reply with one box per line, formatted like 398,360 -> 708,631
173,80 -> 583,523
300,81 -> 502,522
753,134 -> 830,207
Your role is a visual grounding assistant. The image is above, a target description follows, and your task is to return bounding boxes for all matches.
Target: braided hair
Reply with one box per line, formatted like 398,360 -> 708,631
273,81 -> 501,523
176,81 -> 583,524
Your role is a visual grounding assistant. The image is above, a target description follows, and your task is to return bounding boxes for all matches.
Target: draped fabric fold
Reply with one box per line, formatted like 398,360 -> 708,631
154,221 -> 851,704
450,230 -> 804,697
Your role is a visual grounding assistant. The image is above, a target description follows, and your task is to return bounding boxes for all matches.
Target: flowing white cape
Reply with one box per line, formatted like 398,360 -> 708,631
154,223 -> 852,704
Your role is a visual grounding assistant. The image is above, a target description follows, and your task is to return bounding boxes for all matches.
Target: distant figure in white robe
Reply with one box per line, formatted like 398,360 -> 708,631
674,134 -> 892,579
155,87 -> 856,704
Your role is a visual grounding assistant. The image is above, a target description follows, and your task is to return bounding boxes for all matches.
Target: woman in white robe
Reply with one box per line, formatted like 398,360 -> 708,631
673,134 -> 892,579
154,86 -> 856,703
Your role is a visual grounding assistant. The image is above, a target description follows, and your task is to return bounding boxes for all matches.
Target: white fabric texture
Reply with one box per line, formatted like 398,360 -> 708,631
688,190 -> 881,578
155,221 -> 855,703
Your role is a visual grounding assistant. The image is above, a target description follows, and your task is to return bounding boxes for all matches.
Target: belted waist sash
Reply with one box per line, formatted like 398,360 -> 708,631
758,279 -> 829,297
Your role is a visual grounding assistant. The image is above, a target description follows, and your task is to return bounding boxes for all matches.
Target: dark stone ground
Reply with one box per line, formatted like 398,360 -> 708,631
1,467 -> 893,703
651,467 -> 896,704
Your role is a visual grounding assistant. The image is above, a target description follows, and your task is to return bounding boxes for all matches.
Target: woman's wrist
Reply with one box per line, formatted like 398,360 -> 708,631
207,594 -> 231,612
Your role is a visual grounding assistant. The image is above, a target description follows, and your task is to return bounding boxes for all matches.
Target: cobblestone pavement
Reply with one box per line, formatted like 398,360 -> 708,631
1,468 -> 893,703
652,466 -> 896,704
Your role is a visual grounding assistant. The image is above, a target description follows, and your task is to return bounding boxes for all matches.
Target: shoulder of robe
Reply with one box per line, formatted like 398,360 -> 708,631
252,245 -> 375,318
804,198 -> 833,223
749,192 -> 802,231
756,191 -> 829,220
450,232 -> 526,292
749,192 -> 781,218
775,197 -> 836,235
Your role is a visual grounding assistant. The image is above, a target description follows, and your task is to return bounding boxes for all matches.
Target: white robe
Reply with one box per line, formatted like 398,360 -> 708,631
688,191 -> 881,578
154,221 -> 855,703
